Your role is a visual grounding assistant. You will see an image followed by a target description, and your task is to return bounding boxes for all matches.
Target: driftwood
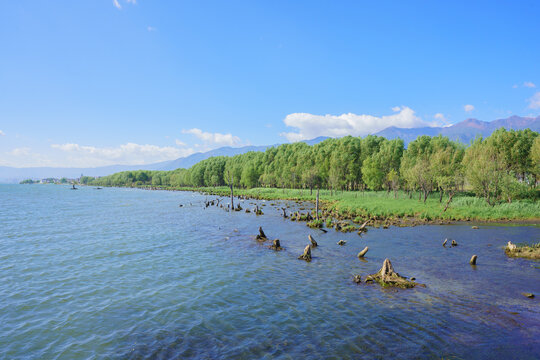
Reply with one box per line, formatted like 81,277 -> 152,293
357,246 -> 369,258
469,255 -> 477,265
451,239 -> 458,247
298,245 -> 312,262
337,240 -> 346,246
442,238 -> 448,247
309,234 -> 318,248
358,220 -> 370,231
281,207 -> 288,218
506,241 -> 517,251
364,259 -> 422,288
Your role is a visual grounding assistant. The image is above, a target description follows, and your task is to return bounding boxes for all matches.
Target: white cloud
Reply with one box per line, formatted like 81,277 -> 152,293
512,84 -> 519,89
8,147 -> 31,156
182,128 -> 242,147
0,130 -> 5,136
126,0 -> 136,3
464,104 -> 475,112
147,26 -> 156,32
434,113 -> 446,121
175,139 -> 187,147
50,142 -> 195,167
280,106 -> 438,142
524,81 -> 536,88
528,92 -> 540,109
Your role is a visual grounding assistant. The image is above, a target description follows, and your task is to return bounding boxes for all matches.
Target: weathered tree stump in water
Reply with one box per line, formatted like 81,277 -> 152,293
442,238 -> 448,247
256,227 -> 267,241
506,241 -> 517,251
309,234 -> 318,248
269,239 -> 284,251
357,246 -> 369,258
298,245 -> 312,262
364,259 -> 423,288
337,240 -> 346,246
451,239 -> 458,247
353,275 -> 362,283
469,255 -> 477,265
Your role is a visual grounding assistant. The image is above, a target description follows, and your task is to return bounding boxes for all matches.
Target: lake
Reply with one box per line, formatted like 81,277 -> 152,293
0,184 -> 539,359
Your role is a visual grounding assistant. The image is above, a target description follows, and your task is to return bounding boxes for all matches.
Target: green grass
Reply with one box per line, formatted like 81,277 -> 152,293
136,185 -> 540,222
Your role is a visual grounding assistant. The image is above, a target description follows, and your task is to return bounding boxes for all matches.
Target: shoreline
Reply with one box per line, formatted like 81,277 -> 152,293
82,184 -> 540,227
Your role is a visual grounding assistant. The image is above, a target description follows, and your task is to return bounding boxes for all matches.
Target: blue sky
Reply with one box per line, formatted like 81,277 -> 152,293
1,0 -> 539,167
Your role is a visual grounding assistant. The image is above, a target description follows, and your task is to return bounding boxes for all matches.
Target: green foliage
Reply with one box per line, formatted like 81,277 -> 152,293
86,129 -> 539,209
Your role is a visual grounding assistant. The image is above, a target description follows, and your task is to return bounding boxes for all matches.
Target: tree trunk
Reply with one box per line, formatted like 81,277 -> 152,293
443,191 -> 454,212
439,189 -> 443,203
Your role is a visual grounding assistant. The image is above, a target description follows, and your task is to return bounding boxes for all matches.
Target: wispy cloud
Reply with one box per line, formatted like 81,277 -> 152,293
528,91 -> 540,109
182,128 -> 243,147
0,130 -> 5,136
524,81 -> 536,88
50,142 -> 194,167
280,106 -> 439,142
175,139 -> 187,146
464,104 -> 475,112
147,26 -> 157,32
113,0 -> 136,10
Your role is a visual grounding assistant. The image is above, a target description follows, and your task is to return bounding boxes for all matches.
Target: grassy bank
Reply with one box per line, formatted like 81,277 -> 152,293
138,186 -> 540,222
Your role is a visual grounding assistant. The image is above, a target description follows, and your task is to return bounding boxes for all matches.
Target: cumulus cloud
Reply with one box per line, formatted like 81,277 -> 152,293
528,92 -> 540,109
464,104 -> 475,112
524,81 -> 536,88
0,130 -> 5,136
50,142 -> 195,167
182,128 -> 242,147
280,106 -> 437,142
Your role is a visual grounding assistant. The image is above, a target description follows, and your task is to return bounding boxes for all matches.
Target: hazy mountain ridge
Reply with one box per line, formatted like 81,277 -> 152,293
375,115 -> 540,145
1,115 -> 538,183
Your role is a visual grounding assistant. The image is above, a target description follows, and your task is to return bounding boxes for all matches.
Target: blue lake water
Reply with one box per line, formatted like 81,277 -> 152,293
0,184 -> 539,359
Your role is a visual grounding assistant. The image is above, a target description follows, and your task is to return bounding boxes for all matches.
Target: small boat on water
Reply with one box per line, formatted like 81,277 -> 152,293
96,187 -> 102,190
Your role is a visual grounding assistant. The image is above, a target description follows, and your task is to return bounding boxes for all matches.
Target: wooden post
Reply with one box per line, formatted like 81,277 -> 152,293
229,173 -> 234,209
316,187 -> 320,220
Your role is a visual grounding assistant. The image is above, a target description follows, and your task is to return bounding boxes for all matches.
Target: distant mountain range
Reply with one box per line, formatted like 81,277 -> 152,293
1,115 -> 538,183
375,115 -> 540,145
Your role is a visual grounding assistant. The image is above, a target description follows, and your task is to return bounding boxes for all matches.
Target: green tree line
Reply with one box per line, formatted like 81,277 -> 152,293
84,128 -> 540,206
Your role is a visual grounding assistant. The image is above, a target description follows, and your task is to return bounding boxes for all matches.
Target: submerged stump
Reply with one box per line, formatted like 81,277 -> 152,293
364,259 -> 422,289
337,240 -> 346,246
256,226 -> 267,241
269,239 -> 284,251
469,255 -> 478,265
298,245 -> 312,262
